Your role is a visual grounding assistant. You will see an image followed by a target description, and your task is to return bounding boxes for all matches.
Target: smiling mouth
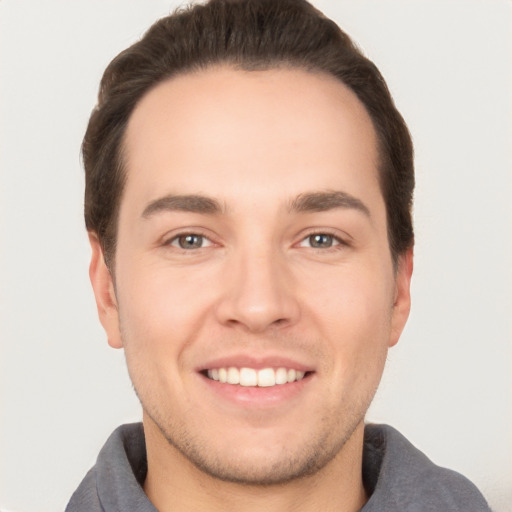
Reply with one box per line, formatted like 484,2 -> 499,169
203,367 -> 310,388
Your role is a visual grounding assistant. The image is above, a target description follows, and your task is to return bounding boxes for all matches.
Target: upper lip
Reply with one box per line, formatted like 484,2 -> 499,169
196,354 -> 314,373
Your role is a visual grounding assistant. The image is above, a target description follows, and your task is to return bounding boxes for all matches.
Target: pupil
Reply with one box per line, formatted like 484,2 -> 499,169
179,234 -> 202,249
311,234 -> 332,248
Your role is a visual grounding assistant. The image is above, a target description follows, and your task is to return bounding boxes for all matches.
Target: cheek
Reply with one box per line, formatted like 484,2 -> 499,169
303,263 -> 394,378
321,292 -> 391,408
307,261 -> 394,334
116,272 -> 192,404
115,257 -> 223,367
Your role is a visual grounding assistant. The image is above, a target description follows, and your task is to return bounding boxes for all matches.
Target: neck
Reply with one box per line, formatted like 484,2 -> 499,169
143,414 -> 368,512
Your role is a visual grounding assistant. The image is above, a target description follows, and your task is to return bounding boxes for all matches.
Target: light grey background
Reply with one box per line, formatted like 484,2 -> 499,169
1,1 -> 511,511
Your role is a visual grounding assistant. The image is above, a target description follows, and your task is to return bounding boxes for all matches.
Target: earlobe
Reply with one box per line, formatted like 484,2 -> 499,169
389,248 -> 413,347
88,232 -> 123,349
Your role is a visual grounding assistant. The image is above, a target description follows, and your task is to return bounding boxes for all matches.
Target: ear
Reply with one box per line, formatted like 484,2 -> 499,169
88,232 -> 123,349
389,248 -> 413,347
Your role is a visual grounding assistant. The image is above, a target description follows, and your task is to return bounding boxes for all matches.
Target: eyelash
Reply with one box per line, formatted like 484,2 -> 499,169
164,231 -> 213,250
297,231 -> 348,251
163,230 -> 348,252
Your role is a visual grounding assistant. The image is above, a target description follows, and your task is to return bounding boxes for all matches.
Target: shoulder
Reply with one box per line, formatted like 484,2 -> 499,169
65,467 -> 101,512
66,423 -> 153,512
362,424 -> 492,512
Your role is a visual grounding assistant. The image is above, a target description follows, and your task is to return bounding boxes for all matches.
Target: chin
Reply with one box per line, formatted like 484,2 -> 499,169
188,450 -> 339,486
146,405 -> 364,487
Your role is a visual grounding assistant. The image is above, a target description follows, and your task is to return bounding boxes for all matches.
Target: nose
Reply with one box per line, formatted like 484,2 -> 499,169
215,247 -> 301,333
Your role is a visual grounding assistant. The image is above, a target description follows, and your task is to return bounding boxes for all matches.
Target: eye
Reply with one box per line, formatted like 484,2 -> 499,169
299,233 -> 340,249
169,234 -> 212,250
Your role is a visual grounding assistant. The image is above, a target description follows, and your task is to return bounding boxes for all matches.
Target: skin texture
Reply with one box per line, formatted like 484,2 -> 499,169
89,66 -> 412,512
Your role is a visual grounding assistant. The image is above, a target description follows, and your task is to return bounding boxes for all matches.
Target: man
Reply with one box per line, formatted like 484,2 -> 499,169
66,0 -> 491,510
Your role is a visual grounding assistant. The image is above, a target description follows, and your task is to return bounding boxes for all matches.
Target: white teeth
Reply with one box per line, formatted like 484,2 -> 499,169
227,367 -> 240,385
240,368 -> 257,387
275,367 -> 288,385
205,366 -> 307,387
257,368 -> 276,387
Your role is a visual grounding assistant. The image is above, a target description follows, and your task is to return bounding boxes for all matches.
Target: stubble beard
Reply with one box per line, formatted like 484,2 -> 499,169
121,321 -> 387,487
136,388 -> 372,487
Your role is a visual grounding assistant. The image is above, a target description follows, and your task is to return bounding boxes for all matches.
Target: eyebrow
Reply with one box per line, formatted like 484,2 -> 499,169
288,190 -> 370,217
141,190 -> 370,219
141,194 -> 224,218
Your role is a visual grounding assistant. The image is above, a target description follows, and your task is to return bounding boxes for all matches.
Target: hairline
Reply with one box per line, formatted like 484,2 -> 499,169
101,61 -> 405,271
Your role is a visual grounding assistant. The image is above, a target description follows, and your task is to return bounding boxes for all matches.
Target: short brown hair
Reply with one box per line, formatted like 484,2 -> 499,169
83,0 -> 414,267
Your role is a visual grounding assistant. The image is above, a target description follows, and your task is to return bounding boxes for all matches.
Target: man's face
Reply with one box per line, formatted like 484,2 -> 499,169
90,66 -> 412,484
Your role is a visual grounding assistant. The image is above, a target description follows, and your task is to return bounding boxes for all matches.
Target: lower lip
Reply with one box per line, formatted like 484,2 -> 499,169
199,373 -> 313,407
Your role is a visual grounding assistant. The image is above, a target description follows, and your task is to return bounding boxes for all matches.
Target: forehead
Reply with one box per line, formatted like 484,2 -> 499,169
122,66 -> 381,214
